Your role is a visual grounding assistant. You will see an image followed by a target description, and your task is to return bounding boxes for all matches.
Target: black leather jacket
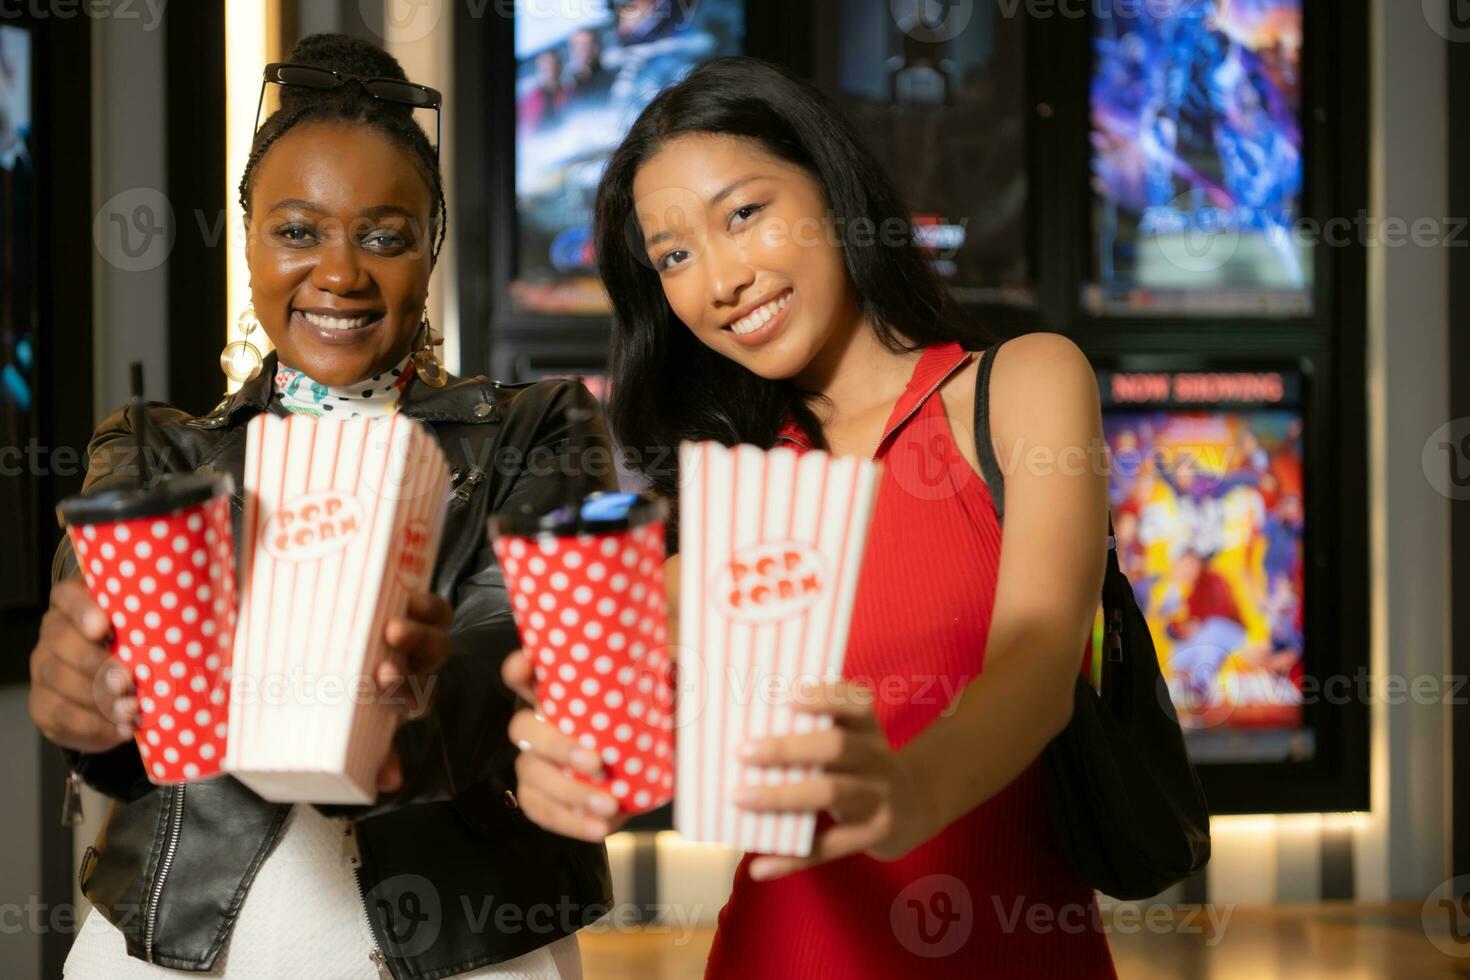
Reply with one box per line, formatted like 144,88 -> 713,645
51,353 -> 616,978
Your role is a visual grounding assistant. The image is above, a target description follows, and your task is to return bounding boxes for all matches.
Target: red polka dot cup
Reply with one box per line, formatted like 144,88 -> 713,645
58,472 -> 237,784
489,493 -> 674,815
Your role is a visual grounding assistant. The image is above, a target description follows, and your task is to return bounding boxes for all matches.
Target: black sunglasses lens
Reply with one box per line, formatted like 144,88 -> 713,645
364,80 -> 436,108
275,65 -> 340,89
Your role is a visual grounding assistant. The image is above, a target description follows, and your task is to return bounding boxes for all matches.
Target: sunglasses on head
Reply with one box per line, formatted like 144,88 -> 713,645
254,62 -> 443,161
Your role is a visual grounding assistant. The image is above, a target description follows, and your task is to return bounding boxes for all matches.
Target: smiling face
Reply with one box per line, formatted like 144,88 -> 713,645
632,133 -> 864,384
568,28 -> 600,69
245,121 -> 434,388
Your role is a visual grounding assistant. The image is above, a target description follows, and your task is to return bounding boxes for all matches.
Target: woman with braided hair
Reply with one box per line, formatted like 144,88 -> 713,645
39,35 -> 612,979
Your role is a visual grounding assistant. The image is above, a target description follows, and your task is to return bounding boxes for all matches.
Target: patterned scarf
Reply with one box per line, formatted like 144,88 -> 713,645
272,354 -> 417,419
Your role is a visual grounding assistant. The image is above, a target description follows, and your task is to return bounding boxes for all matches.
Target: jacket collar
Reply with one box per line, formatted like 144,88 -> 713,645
186,350 -> 503,429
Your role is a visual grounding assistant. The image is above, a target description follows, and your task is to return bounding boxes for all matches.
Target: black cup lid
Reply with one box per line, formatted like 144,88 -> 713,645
487,491 -> 666,539
57,471 -> 235,527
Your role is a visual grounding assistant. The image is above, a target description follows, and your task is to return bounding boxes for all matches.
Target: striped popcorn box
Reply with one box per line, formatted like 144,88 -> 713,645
675,441 -> 882,857
224,413 -> 451,804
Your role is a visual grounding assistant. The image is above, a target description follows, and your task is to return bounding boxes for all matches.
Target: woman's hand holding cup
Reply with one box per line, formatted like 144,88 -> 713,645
503,649 -> 628,842
29,578 -> 139,754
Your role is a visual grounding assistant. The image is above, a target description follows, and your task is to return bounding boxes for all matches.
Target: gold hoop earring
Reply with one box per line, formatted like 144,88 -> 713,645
412,312 -> 447,388
220,305 -> 265,383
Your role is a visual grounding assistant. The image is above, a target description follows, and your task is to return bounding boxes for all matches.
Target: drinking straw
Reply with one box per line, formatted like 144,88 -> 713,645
129,362 -> 152,488
565,375 -> 593,516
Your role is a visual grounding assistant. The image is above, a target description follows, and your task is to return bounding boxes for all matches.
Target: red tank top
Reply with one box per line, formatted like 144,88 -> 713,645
702,342 -> 1117,978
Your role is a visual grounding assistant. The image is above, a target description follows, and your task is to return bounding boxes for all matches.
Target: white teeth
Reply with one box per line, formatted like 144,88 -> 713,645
730,292 -> 790,336
300,311 -> 376,331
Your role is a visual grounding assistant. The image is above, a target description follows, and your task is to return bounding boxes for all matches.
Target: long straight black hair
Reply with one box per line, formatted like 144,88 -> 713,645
595,56 -> 994,510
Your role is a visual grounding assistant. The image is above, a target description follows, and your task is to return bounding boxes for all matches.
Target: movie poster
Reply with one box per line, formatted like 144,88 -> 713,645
1089,0 -> 1310,314
1100,370 -> 1311,763
513,0 -> 744,314
816,0 -> 1031,305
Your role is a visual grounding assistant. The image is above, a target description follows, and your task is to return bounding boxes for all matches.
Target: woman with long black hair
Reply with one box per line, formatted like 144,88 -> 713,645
504,57 -> 1117,977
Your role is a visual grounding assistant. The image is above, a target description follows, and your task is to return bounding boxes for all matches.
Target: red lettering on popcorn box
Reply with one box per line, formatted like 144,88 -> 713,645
262,490 -> 363,561
395,518 -> 431,589
716,541 -> 827,623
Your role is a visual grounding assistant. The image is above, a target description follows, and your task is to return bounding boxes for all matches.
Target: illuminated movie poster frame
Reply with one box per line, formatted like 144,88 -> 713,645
805,0 -> 1038,310
508,0 -> 746,318
1093,351 -> 1366,814
1084,0 -> 1318,318
0,22 -> 38,613
454,1 -> 816,383
1,8 -> 96,691
1100,366 -> 1312,762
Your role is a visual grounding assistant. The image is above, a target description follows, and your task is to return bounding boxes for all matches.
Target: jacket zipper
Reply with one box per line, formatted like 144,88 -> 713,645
145,784 -> 185,963
451,467 -> 484,503
870,357 -> 971,462
61,770 -> 84,827
345,822 -> 395,979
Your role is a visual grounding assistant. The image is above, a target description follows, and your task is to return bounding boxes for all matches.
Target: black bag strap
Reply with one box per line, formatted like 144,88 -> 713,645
973,338 -> 1123,697
972,341 -> 1009,522
973,339 -> 1210,897
973,339 -> 1117,543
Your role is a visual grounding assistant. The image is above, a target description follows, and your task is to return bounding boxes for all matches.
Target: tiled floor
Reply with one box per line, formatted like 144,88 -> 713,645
579,903 -> 1470,979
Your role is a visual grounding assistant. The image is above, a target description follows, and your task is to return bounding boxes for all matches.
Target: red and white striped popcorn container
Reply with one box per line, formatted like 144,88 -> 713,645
223,413 -> 451,804
59,471 -> 239,784
490,492 -> 675,815
674,441 -> 882,857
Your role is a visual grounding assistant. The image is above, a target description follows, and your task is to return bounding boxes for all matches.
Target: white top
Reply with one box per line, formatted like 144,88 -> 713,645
64,803 -> 582,979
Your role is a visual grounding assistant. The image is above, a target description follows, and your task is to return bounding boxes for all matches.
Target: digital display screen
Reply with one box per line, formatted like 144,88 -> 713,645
1087,0 -> 1310,315
1,24 -> 36,608
513,0 -> 744,315
814,0 -> 1032,305
1099,369 -> 1311,763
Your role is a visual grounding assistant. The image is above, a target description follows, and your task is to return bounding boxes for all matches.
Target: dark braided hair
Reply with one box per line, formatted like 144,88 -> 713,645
238,33 -> 446,264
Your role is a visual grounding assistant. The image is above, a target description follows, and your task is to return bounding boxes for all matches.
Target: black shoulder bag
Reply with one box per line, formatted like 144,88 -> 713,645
971,339 -> 1212,900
